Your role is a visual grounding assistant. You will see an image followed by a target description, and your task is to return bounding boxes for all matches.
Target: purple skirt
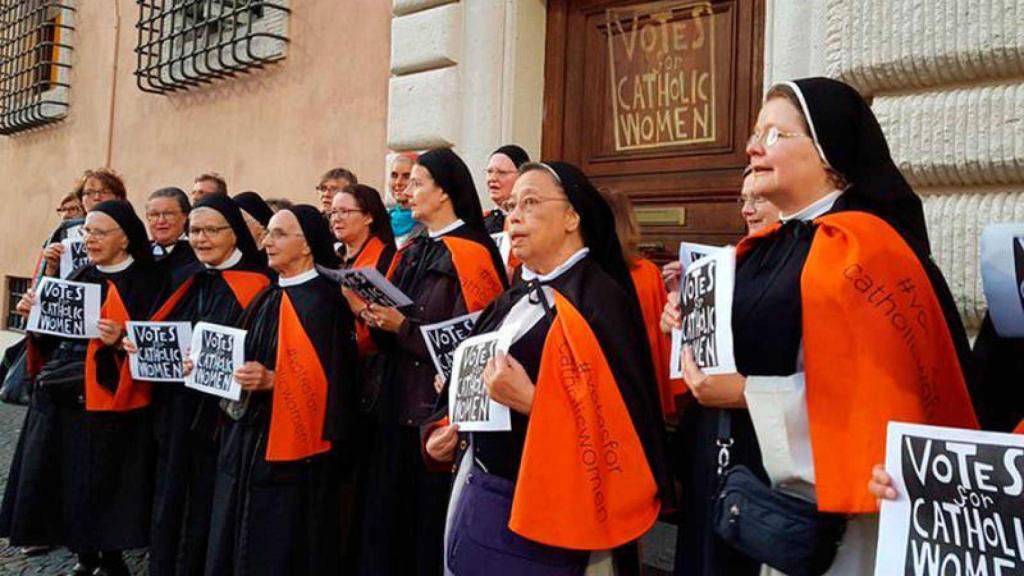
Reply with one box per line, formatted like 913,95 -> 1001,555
447,465 -> 588,576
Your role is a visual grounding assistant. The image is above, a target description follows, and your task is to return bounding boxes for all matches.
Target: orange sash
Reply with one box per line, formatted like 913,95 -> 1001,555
509,290 -> 660,550
350,237 -> 390,356
85,282 -> 151,412
265,291 -> 332,462
630,258 -> 686,418
1014,420 -> 1024,435
441,236 -> 505,313
148,270 -> 269,322
793,211 -> 978,513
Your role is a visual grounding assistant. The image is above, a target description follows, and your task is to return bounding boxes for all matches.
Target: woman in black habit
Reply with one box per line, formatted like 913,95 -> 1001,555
663,78 -> 978,575
203,204 -> 358,576
424,161 -> 672,576
358,148 -> 508,576
147,187 -> 201,291
130,194 -> 270,576
2,200 -> 167,576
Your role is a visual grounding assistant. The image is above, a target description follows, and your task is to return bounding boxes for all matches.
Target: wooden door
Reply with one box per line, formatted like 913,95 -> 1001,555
543,0 -> 765,259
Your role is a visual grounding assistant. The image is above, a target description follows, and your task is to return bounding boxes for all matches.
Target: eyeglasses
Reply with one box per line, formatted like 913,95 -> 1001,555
57,205 -> 83,215
265,229 -> 305,242
747,126 -> 807,149
484,168 -> 517,178
82,225 -> 122,239
316,185 -> 345,194
188,225 -> 232,238
327,208 -> 364,219
82,189 -> 112,199
502,195 -> 569,215
146,210 -> 184,221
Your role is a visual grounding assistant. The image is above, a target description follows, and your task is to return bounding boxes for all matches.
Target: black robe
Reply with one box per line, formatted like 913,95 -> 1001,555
0,260 -> 165,553
483,209 -> 505,234
148,263 -> 270,576
154,240 -> 202,293
205,274 -> 357,576
359,224 -> 506,576
970,312 -> 1024,432
434,255 -> 670,574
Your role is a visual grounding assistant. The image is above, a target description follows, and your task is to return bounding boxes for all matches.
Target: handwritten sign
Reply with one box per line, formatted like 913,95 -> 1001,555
26,277 -> 101,339
58,238 -> 90,279
606,1 -> 716,151
981,223 -> 1024,337
316,265 -> 413,307
126,321 -> 191,382
420,312 -> 481,381
670,247 -> 735,377
875,422 -> 1024,576
186,322 -> 245,401
448,327 -> 516,432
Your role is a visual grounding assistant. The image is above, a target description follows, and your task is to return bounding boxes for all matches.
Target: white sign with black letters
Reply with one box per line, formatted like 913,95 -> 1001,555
59,238 -> 90,279
420,312 -> 481,381
316,265 -> 413,307
26,277 -> 101,339
186,322 -> 245,401
448,325 -> 517,432
670,247 -> 736,377
126,321 -> 192,382
875,422 -> 1024,576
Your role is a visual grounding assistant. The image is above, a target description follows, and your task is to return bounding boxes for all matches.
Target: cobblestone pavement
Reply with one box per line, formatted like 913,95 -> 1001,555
0,403 -> 148,575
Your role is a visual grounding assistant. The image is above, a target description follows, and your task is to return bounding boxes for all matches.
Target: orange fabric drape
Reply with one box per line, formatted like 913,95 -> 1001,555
85,282 -> 151,411
440,236 -> 505,313
349,237 -> 391,357
631,258 -> 686,418
265,291 -> 332,462
509,290 -> 660,550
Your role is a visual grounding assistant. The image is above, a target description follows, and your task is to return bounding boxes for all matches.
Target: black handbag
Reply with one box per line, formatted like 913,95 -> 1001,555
711,410 -> 846,576
0,338 -> 31,405
34,341 -> 87,394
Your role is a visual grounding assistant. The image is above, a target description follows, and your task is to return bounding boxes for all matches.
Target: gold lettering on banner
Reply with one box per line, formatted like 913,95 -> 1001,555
606,1 -> 716,151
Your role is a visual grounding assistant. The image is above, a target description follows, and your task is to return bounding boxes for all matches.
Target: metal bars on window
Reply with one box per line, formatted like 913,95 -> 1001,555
5,276 -> 30,331
0,1 -> 75,135
135,0 -> 289,94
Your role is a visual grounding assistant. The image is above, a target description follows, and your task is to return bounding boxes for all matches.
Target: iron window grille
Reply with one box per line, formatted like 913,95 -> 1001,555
5,276 -> 30,332
135,0 -> 289,94
0,1 -> 75,135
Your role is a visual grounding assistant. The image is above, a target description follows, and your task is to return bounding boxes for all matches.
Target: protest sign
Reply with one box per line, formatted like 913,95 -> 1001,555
126,321 -> 191,382
26,277 -> 101,339
448,325 -> 516,432
981,223 -> 1024,337
59,238 -> 90,279
670,247 -> 736,377
420,312 -> 481,381
491,231 -> 512,267
316,265 -> 413,307
186,322 -> 245,401
875,422 -> 1024,576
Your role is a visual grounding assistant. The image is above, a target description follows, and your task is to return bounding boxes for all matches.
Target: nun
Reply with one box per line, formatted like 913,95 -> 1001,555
147,187 -> 201,291
203,205 -> 358,576
424,162 -> 672,575
2,200 -> 167,576
134,194 -> 271,576
483,144 -> 530,234
358,147 -> 508,576
233,191 -> 274,246
665,77 -> 978,576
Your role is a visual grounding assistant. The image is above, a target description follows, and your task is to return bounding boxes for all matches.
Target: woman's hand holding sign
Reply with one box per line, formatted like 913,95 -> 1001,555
234,361 -> 274,391
682,346 -> 747,408
97,319 -> 124,347
425,423 -> 460,463
15,290 -> 36,317
660,290 -> 682,334
868,464 -> 898,502
364,303 -> 406,333
483,351 -> 534,415
42,243 -> 65,277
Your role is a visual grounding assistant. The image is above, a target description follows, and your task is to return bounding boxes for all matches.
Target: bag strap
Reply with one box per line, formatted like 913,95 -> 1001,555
716,409 -> 734,476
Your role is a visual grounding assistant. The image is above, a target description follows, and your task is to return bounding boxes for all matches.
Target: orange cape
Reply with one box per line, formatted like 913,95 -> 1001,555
739,211 -> 978,513
1014,420 -> 1024,435
509,289 -> 660,550
85,282 -> 150,411
265,291 -> 333,461
349,237 -> 391,356
440,236 -> 505,313
149,269 -> 270,322
630,258 -> 686,418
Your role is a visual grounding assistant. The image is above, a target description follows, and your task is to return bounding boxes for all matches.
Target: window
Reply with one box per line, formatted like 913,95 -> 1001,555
0,1 -> 75,135
135,0 -> 290,94
5,276 -> 30,332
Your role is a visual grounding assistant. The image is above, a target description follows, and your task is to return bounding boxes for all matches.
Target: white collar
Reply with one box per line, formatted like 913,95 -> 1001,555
206,248 -> 243,271
521,247 -> 590,282
278,267 -> 318,287
780,190 -> 843,223
97,255 -> 134,274
428,219 -> 465,239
